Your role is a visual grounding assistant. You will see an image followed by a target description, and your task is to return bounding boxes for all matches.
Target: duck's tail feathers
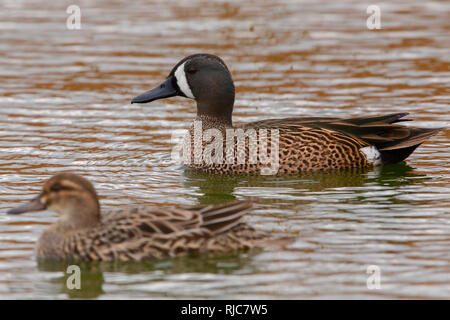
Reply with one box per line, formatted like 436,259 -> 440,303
378,127 -> 443,164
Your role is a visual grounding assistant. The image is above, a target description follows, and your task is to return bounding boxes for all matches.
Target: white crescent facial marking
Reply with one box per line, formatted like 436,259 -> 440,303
174,61 -> 195,99
360,146 -> 382,165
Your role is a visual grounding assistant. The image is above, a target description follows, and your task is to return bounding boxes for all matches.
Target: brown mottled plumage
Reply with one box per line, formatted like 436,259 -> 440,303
183,112 -> 442,174
131,54 -> 442,174
7,173 -> 290,261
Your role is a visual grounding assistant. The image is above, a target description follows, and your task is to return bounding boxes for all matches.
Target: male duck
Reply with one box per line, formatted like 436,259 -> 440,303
7,173 -> 289,261
131,53 -> 441,174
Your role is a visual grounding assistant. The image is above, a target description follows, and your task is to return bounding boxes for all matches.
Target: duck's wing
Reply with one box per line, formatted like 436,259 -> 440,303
100,199 -> 255,236
186,200 -> 293,247
185,199 -> 255,235
239,112 -> 442,164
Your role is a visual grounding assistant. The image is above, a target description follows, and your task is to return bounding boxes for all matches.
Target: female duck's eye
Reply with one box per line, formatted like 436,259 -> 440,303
51,184 -> 69,192
187,69 -> 197,74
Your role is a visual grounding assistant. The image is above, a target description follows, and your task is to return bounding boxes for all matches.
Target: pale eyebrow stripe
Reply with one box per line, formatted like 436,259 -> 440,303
57,180 -> 82,190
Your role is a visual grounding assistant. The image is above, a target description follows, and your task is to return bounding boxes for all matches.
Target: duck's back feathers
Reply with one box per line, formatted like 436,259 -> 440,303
239,112 -> 442,166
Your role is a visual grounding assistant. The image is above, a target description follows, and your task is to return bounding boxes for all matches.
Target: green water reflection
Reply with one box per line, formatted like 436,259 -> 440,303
182,163 -> 427,205
37,251 -> 259,299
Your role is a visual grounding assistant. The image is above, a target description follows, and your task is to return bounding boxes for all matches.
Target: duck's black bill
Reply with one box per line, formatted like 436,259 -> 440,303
7,195 -> 46,215
131,77 -> 178,104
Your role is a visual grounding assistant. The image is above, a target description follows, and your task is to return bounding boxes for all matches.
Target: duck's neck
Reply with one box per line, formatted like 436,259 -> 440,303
54,198 -> 101,232
194,114 -> 233,129
36,202 -> 100,260
195,89 -> 234,128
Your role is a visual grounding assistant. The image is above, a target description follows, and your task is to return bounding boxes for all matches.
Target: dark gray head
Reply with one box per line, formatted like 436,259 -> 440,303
131,54 -> 235,123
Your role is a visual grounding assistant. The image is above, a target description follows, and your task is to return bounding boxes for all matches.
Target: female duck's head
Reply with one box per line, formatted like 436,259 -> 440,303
7,173 -> 100,230
131,54 -> 235,123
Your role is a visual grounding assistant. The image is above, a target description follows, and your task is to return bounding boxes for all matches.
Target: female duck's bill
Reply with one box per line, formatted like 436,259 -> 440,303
7,173 -> 292,261
7,195 -> 46,215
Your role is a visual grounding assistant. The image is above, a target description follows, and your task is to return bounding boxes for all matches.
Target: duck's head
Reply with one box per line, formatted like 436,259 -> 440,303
7,173 -> 100,229
131,54 -> 235,123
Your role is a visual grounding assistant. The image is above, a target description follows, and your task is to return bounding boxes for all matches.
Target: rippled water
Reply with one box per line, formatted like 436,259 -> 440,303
0,0 -> 449,299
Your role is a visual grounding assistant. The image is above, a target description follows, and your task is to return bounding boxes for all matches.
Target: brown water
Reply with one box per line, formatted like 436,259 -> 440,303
0,0 -> 449,299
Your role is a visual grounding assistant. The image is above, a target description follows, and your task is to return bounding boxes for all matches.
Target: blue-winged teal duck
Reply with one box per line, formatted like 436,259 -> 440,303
131,54 -> 442,174
7,173 -> 290,261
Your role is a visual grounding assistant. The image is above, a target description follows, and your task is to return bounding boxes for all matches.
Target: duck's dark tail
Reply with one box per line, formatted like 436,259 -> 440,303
336,113 -> 443,164
378,126 -> 443,164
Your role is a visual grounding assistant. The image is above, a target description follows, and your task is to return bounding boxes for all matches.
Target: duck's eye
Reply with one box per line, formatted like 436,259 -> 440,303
50,184 -> 70,192
187,68 -> 197,74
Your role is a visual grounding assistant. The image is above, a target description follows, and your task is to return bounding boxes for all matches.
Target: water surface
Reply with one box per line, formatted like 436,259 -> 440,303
0,0 -> 449,299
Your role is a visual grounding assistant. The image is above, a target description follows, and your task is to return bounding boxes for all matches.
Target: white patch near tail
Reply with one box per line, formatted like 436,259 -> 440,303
360,146 -> 382,165
174,62 -> 195,99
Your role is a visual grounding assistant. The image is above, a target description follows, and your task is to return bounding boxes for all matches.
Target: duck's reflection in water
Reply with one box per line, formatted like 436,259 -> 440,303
37,250 -> 260,299
181,163 -> 425,206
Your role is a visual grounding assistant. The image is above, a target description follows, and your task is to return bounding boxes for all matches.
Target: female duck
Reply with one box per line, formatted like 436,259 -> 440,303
7,173 -> 289,261
131,54 -> 441,174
